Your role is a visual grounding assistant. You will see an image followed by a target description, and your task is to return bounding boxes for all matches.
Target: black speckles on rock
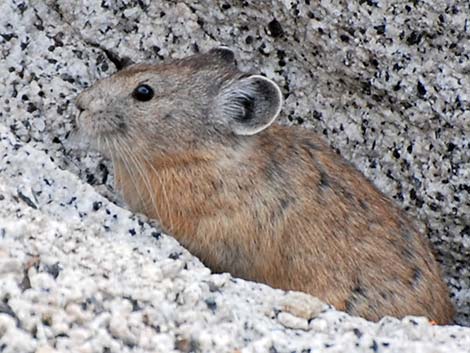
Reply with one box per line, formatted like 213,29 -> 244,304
417,80 -> 427,97
245,35 -> 254,45
267,19 -> 284,38
98,163 -> 109,184
339,34 -> 350,43
44,262 -> 61,279
151,231 -> 161,240
123,296 -> 141,311
204,298 -> 217,312
169,252 -> 181,260
353,328 -> 363,338
277,49 -> 286,67
0,301 -> 19,327
67,196 -> 77,205
86,173 -> 96,185
406,31 -> 423,46
17,190 -> 37,209
370,339 -> 379,353
26,103 -> 37,113
92,201 -> 102,211
1,33 -> 16,41
392,148 -> 400,159
374,24 -> 386,35
409,189 -> 424,208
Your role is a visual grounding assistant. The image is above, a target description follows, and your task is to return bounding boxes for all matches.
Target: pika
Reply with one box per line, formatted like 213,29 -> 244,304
76,48 -> 454,323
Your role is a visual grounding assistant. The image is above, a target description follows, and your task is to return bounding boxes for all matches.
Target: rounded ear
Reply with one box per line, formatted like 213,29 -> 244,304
207,47 -> 237,65
216,75 -> 283,136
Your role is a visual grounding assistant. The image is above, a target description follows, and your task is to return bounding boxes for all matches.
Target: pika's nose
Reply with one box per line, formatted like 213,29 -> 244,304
76,88 -> 107,114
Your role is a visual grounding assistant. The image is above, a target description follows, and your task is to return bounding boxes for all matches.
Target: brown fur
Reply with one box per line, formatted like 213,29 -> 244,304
76,49 -> 454,324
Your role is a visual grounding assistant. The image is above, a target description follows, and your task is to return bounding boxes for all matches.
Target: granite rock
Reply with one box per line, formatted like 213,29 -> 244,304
0,0 -> 469,352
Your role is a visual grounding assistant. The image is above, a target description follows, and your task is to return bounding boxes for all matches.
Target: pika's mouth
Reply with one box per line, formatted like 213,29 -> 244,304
75,108 -> 123,137
73,106 -> 132,160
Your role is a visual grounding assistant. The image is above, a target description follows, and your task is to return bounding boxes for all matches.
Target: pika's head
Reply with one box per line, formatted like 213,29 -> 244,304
76,48 -> 282,156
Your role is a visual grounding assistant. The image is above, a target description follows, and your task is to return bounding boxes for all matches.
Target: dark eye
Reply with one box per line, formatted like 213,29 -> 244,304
132,84 -> 154,101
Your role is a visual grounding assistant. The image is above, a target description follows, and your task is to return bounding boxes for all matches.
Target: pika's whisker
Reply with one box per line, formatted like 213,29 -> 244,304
113,137 -> 147,214
105,138 -> 120,192
141,154 -> 175,233
119,138 -> 163,225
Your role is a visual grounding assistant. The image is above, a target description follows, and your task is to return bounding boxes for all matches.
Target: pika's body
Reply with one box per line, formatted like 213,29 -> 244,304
76,48 -> 454,323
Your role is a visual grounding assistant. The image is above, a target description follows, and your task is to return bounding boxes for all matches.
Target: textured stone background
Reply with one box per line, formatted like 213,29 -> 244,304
1,0 -> 470,351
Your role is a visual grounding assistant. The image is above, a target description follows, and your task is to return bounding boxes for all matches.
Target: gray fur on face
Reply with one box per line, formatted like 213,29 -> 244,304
76,48 -> 283,156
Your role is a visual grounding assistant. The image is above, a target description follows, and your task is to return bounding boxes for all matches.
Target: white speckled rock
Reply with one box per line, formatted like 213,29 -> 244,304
1,0 -> 469,352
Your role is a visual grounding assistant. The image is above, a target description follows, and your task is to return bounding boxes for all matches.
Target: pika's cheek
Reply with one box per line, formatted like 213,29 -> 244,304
76,110 -> 102,134
78,107 -> 129,138
76,110 -> 95,134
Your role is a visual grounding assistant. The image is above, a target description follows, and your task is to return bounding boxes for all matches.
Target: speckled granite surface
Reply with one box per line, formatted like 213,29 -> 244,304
1,0 -> 469,352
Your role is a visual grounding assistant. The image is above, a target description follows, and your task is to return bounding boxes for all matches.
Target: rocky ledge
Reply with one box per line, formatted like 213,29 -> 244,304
0,1 -> 469,352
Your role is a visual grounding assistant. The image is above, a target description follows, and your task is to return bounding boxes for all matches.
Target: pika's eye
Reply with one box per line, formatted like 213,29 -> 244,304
132,84 -> 154,101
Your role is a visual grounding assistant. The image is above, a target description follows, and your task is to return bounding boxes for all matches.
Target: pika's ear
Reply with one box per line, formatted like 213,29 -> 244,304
208,47 -> 236,65
216,75 -> 283,136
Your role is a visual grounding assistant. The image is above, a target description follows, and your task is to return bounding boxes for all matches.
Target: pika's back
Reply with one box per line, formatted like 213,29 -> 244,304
239,126 -> 453,322
76,48 -> 454,324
